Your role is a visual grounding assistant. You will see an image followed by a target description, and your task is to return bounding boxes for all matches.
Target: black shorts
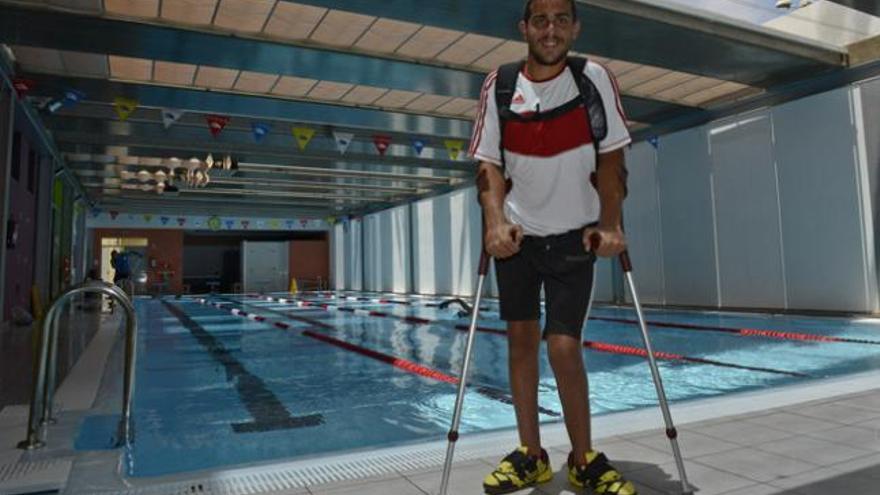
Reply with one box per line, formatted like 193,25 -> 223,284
494,226 -> 596,338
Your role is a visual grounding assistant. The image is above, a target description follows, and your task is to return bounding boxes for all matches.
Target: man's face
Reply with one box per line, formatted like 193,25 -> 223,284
520,0 -> 580,66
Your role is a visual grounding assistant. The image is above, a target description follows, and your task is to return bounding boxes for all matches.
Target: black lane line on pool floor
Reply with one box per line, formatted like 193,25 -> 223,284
206,296 -> 562,417
244,295 -> 809,378
161,300 -> 323,433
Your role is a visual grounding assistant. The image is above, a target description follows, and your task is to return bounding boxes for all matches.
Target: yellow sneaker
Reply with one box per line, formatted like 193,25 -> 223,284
482,446 -> 553,494
568,450 -> 638,494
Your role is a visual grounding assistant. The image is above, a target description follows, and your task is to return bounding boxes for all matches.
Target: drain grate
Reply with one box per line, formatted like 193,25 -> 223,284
0,459 -> 66,483
91,440 -> 503,494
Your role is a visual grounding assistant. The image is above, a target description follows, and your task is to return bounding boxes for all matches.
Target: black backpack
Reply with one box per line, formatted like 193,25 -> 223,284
494,56 -> 607,168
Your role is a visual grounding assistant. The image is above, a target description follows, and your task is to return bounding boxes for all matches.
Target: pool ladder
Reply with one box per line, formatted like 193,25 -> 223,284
18,281 -> 138,450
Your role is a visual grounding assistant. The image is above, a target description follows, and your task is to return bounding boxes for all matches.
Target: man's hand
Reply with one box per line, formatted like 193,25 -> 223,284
584,225 -> 626,257
485,222 -> 524,259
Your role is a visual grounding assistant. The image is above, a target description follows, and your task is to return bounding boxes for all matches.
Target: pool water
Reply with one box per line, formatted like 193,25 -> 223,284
76,292 -> 880,477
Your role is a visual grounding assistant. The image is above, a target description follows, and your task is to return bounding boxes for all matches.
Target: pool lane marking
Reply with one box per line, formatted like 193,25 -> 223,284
588,316 -> 880,346
195,297 -> 562,417
252,294 -> 880,347
160,300 -> 323,433
236,295 -> 808,378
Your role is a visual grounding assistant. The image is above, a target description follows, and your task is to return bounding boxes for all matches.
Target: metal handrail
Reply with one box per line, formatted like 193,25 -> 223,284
18,281 -> 138,450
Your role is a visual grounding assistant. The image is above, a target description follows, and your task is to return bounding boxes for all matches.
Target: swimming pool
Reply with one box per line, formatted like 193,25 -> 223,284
76,291 -> 880,478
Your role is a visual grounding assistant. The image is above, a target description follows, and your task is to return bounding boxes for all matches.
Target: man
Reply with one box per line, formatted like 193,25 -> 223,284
110,249 -> 131,285
471,0 -> 636,493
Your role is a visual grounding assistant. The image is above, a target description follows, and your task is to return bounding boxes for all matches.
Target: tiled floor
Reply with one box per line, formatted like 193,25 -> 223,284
295,388 -> 880,494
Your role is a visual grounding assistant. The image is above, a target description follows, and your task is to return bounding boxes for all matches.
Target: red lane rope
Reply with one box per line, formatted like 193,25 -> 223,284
241,295 -> 808,378
590,316 -> 880,346
191,297 -> 562,416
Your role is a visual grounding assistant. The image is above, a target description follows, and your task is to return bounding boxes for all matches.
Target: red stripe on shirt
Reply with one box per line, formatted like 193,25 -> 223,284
502,105 -> 593,157
469,70 -> 498,157
594,61 -> 628,123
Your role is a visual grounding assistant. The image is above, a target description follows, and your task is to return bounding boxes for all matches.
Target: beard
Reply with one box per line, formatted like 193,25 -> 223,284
528,38 -> 571,66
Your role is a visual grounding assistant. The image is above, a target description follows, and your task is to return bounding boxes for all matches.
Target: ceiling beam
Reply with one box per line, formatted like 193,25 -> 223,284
284,0 -> 843,85
0,5 -> 484,97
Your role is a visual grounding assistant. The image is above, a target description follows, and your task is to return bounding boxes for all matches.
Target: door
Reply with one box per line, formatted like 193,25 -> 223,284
242,241 -> 289,293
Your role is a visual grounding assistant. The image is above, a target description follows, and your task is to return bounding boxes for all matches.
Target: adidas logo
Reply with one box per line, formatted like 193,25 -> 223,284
512,92 -> 526,105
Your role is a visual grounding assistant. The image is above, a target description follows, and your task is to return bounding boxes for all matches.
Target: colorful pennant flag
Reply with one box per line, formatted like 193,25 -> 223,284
333,131 -> 354,155
325,216 -> 336,226
373,135 -> 392,156
177,217 -> 187,226
12,78 -> 34,98
252,122 -> 270,143
268,219 -> 281,229
206,115 -> 230,137
143,214 -> 153,223
292,127 -> 315,151
90,207 -> 102,218
412,138 -> 426,156
208,216 -> 222,231
162,109 -> 185,129
113,96 -> 139,121
299,219 -> 308,228
224,219 -> 235,230
240,220 -> 250,229
160,216 -> 170,225
444,139 -> 465,160
109,210 -> 119,220
47,89 -> 85,113
647,136 -> 660,150
256,220 -> 266,229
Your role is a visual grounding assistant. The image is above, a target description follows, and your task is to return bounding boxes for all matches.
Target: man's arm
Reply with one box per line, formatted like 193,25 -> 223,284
477,162 -> 522,259
585,149 -> 627,257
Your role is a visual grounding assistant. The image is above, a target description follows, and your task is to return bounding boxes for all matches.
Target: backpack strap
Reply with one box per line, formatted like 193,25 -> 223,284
494,61 -> 524,171
566,56 -> 607,144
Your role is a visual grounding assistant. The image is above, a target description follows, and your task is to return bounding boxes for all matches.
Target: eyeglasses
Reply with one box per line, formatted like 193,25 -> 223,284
528,14 -> 574,30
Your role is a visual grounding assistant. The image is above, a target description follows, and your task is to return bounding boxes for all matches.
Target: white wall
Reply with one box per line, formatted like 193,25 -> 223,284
333,84 -> 879,312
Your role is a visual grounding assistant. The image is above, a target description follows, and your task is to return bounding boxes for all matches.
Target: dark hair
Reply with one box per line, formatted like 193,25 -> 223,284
522,0 -> 578,22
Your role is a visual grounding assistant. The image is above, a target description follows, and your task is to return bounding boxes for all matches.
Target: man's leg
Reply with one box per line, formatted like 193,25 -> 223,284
547,334 -> 591,460
507,320 -> 543,454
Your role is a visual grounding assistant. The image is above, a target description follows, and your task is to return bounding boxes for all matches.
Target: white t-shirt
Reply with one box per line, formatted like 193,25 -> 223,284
469,60 -> 631,236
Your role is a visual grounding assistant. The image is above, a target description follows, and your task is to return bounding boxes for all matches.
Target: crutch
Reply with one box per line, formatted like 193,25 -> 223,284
439,250 -> 491,495
591,234 -> 692,495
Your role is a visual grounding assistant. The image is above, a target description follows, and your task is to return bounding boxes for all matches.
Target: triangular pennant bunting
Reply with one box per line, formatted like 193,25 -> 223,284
292,127 -> 315,151
240,220 -> 250,229
113,96 -> 139,121
63,89 -> 85,105
162,109 -> 184,129
252,122 -> 270,142
12,78 -> 34,98
412,139 -> 426,156
160,216 -> 170,225
109,210 -> 119,220
47,89 -> 85,113
143,214 -> 153,223
444,139 -> 465,160
268,219 -> 281,229
373,135 -> 392,156
177,217 -> 187,226
225,219 -> 235,230
333,131 -> 354,155
647,136 -> 660,150
206,115 -> 230,137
